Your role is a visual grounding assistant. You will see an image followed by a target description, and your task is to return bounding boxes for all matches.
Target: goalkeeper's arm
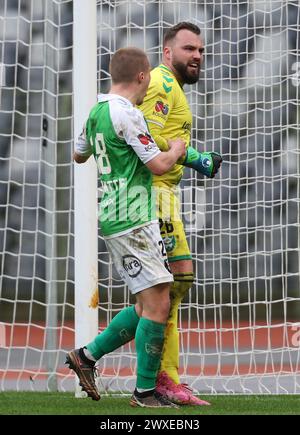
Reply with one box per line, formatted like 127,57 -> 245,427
179,146 -> 223,178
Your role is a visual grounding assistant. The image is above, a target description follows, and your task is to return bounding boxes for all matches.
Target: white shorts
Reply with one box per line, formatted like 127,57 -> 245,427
104,222 -> 173,294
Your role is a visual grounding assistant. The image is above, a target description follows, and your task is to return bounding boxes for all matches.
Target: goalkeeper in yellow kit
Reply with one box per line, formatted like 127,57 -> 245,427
139,22 -> 222,405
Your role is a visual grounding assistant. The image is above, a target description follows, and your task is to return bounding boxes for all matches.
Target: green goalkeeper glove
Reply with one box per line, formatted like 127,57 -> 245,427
182,147 -> 223,178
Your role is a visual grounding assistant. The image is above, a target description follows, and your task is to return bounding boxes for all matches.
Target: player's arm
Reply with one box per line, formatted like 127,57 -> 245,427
179,146 -> 223,178
74,153 -> 90,163
73,122 -> 93,164
120,107 -> 185,176
144,122 -> 169,152
146,138 -> 186,175
138,76 -> 173,152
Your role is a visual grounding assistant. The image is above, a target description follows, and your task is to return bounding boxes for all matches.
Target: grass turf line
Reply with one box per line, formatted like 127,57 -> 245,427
0,392 -> 299,415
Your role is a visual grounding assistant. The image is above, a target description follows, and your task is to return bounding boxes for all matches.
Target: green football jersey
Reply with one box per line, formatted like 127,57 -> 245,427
76,94 -> 161,237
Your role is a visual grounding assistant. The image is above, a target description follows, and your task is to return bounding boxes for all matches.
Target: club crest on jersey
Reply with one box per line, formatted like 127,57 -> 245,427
138,132 -> 154,146
162,235 -> 176,252
155,100 -> 169,115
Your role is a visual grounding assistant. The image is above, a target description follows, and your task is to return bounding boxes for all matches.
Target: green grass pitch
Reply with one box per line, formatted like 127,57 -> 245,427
0,392 -> 299,415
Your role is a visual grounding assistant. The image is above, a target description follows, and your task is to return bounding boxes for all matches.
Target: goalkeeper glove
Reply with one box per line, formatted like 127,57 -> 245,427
182,146 -> 223,178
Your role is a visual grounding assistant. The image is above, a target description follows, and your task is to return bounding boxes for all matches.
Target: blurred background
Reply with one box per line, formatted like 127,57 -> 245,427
0,0 -> 299,393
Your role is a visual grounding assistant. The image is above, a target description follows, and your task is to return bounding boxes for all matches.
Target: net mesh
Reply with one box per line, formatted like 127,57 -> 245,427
0,0 -> 74,392
0,0 -> 300,394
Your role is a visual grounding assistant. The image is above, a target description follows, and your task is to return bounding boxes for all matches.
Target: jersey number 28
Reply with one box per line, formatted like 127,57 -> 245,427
92,133 -> 112,175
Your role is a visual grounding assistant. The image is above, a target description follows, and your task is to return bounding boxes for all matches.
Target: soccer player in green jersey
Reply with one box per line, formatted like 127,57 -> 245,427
66,47 -> 186,408
139,22 -> 222,405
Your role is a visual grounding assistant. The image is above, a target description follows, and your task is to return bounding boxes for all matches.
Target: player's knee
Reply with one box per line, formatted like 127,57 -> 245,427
158,295 -> 171,321
141,283 -> 171,323
149,291 -> 170,322
134,302 -> 143,318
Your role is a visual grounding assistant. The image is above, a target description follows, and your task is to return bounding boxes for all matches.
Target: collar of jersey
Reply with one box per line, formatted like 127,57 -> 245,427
97,93 -> 132,106
159,63 -> 174,77
159,63 -> 183,88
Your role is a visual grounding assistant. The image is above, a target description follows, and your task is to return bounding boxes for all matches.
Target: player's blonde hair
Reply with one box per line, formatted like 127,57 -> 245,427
109,47 -> 150,84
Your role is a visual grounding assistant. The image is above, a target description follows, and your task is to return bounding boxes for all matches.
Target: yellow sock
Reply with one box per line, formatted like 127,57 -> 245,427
160,294 -> 181,383
159,274 -> 193,384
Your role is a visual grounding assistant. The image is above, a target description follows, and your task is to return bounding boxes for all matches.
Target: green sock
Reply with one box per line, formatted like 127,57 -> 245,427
86,305 -> 139,360
135,317 -> 166,390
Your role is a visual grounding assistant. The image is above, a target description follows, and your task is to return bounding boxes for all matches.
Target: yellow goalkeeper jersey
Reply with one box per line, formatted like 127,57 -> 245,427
138,64 -> 192,187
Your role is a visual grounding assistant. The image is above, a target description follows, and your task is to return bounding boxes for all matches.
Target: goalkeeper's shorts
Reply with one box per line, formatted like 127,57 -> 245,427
154,183 -> 192,263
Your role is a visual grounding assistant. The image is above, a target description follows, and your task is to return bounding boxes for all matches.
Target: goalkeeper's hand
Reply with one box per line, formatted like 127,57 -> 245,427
182,147 -> 223,178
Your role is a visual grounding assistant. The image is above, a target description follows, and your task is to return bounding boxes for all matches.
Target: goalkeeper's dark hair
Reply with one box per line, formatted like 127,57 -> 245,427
109,47 -> 149,84
163,22 -> 201,47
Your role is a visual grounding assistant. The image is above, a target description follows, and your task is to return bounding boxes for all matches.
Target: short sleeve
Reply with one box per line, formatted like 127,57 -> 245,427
75,122 -> 93,157
110,103 -> 161,164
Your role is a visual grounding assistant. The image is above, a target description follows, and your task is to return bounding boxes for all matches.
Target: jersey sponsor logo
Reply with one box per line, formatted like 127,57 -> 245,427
122,255 -> 142,278
152,111 -> 168,120
182,121 -> 192,133
100,177 -> 127,193
138,132 -> 154,146
155,100 -> 169,115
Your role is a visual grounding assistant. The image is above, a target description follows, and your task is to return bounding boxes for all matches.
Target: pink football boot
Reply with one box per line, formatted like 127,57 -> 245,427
156,371 -> 210,406
156,371 -> 190,404
179,383 -> 211,406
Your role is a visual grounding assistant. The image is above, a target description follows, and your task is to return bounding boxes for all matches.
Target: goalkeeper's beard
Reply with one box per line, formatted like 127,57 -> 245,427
172,60 -> 200,85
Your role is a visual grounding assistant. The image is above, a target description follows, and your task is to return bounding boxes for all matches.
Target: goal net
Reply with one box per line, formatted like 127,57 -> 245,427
1,0 -> 300,394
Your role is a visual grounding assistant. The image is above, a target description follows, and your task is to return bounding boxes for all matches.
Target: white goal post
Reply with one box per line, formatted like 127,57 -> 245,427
0,0 -> 300,395
73,0 -> 98,396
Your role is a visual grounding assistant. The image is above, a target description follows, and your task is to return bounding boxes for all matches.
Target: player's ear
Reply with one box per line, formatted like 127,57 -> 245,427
163,46 -> 171,61
137,71 -> 144,83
